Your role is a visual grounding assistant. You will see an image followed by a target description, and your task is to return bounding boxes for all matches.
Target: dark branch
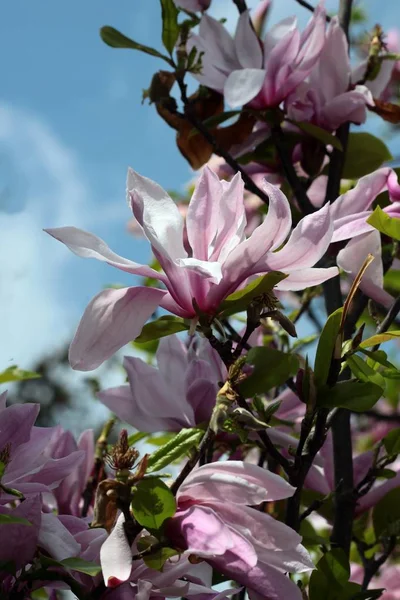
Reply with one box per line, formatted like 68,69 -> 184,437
232,0 -> 248,13
372,295 -> 400,351
175,76 -> 270,205
170,427 -> 215,494
293,0 -> 331,21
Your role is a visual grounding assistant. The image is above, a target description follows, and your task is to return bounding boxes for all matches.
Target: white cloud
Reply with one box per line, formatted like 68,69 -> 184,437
0,104 -> 93,369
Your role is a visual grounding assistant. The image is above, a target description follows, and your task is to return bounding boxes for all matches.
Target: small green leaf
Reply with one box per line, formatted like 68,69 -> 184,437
218,272 -> 288,317
309,548 -> 350,600
290,120 -> 343,151
358,348 -> 395,369
375,468 -> 396,479
61,557 -> 102,576
134,316 -> 189,344
0,514 -> 32,526
314,308 -> 343,388
131,478 -> 176,531
367,205 -> 400,241
339,133 -> 392,179
346,355 -> 386,390
317,380 -> 383,411
100,26 -> 172,63
146,428 -> 204,473
384,269 -> 400,292
127,431 -> 149,447
360,330 -> 400,348
239,347 -> 299,397
143,546 -> 179,571
160,0 -> 180,54
383,428 -> 400,456
0,366 -> 40,384
373,487 -> 400,537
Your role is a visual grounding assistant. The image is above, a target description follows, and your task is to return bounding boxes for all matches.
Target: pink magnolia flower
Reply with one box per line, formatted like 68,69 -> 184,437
100,514 -> 234,599
286,17 -> 373,130
167,461 -> 314,600
304,434 -> 400,516
98,334 -> 225,432
188,5 -> 326,109
0,393 -> 84,501
46,167 -> 337,371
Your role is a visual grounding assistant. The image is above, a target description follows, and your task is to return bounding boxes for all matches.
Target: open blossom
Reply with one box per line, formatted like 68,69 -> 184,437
173,0 -> 211,11
0,392 -> 84,501
167,461 -> 314,600
46,167 -> 337,371
188,4 -> 326,109
101,514 -> 235,599
98,334 -> 225,432
286,17 -> 373,130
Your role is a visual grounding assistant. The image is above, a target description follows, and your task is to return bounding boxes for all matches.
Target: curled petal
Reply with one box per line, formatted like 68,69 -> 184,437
275,266 -> 339,291
69,286 -> 166,371
101,514 -> 132,587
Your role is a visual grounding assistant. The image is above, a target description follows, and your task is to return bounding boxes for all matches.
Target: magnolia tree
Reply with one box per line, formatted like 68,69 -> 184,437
2,0 -> 400,598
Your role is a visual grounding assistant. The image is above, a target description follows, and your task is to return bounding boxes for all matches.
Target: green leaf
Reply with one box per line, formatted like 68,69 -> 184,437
0,461 -> 6,479
0,366 -> 40,384
134,316 -> 189,344
0,514 -> 32,526
218,272 -> 288,317
309,549 -> 350,600
61,557 -> 102,576
100,26 -> 172,63
383,428 -> 400,456
373,487 -> 400,537
358,348 -> 395,369
339,133 -> 392,179
290,120 -> 343,151
375,468 -> 396,479
146,428 -> 204,473
239,347 -> 299,397
160,0 -> 180,54
360,330 -> 400,348
346,355 -> 386,390
127,431 -> 149,447
314,308 -> 343,388
131,477 -> 176,530
317,380 -> 383,411
384,269 -> 400,292
143,546 -> 179,571
367,205 -> 400,241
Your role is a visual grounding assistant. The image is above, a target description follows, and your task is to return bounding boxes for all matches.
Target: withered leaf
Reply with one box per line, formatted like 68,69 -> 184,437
369,98 -> 400,124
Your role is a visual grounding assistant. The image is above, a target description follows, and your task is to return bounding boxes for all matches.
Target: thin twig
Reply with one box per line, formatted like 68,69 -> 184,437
293,0 -> 331,21
232,0 -> 248,13
175,75 -> 270,205
361,536 -> 397,590
372,295 -> 400,351
170,427 -> 215,495
272,123 -> 316,215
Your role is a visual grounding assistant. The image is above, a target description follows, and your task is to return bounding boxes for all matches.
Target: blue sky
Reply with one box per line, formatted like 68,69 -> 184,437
1,0 -> 400,413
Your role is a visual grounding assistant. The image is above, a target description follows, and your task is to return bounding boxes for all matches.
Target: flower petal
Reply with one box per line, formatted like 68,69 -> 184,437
275,266 -> 339,291
331,168 -> 391,222
178,461 -> 295,505
235,11 -> 263,69
45,227 -> 164,281
38,513 -> 81,561
224,69 -> 266,108
263,203 -> 333,271
127,168 -> 187,262
101,514 -> 132,587
69,286 -> 166,371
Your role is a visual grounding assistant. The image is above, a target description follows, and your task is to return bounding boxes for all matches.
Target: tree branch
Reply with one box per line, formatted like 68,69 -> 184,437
293,0 -> 331,21
372,295 -> 400,351
170,427 -> 215,495
175,75 -> 270,205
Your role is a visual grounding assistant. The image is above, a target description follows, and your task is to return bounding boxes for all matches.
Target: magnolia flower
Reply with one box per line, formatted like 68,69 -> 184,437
167,461 -> 314,600
101,514 -> 234,599
286,17 -> 373,130
46,167 -> 337,371
188,5 -> 326,108
305,434 -> 400,516
98,334 -> 225,432
0,393 -> 84,501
